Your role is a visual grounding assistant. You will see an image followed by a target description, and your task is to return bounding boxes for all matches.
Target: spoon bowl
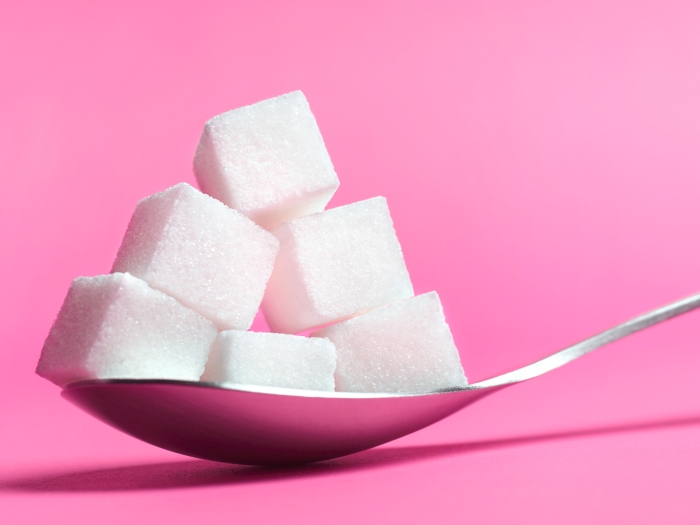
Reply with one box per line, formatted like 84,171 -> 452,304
63,380 -> 500,465
62,292 -> 700,466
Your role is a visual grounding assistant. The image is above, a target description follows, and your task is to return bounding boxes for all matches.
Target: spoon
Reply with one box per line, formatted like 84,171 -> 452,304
62,292 -> 700,466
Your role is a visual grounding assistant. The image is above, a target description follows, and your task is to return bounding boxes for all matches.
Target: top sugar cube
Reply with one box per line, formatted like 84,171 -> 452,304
193,91 -> 340,230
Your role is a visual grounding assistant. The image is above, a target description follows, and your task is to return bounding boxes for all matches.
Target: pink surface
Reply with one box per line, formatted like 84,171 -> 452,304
2,1 -> 700,523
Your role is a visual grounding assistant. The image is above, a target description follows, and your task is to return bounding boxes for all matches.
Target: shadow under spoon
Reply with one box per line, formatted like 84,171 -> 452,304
62,292 -> 700,466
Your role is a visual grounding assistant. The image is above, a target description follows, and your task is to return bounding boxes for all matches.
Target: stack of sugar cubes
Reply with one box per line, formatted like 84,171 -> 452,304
37,91 -> 468,394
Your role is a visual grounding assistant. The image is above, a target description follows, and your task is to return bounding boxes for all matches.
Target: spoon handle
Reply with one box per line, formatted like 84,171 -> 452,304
474,292 -> 700,388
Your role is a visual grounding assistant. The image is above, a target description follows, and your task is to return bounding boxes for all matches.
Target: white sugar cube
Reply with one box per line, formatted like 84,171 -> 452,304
36,273 -> 217,387
112,183 -> 279,330
201,331 -> 336,391
193,91 -> 340,230
262,196 -> 414,334
312,292 -> 467,393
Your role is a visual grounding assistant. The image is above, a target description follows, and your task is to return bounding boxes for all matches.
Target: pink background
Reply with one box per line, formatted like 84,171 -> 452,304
2,1 -> 700,523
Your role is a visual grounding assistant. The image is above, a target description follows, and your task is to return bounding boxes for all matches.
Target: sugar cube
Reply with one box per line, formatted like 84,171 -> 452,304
261,196 -> 414,334
201,331 -> 337,391
312,292 -> 467,393
36,273 -> 217,387
193,91 -> 340,230
112,182 -> 279,330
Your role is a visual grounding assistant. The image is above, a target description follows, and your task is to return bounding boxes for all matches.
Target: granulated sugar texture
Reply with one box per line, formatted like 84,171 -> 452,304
312,292 -> 467,393
112,183 -> 279,330
36,273 -> 217,387
201,331 -> 336,391
262,197 -> 414,334
37,90 -> 468,397
194,91 -> 339,230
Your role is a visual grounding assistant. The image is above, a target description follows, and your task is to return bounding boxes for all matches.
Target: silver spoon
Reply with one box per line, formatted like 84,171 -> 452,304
62,292 -> 700,466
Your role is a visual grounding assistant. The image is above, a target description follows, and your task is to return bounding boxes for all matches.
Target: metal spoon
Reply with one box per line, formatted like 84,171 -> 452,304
62,293 -> 700,466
